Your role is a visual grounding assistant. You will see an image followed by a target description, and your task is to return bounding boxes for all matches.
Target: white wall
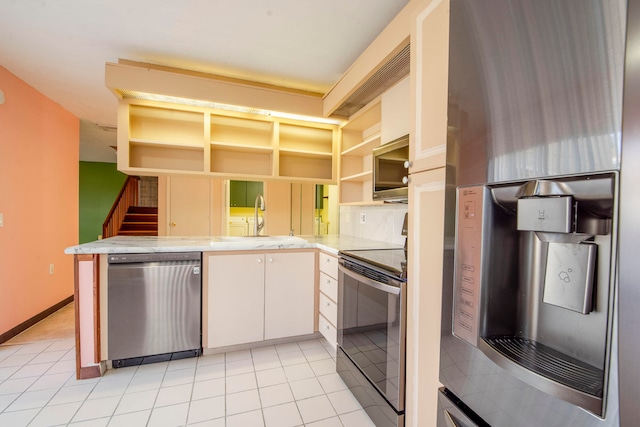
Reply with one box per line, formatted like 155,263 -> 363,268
339,204 -> 408,245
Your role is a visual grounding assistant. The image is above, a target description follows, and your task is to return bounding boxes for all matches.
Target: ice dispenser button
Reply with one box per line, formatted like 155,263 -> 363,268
517,196 -> 573,233
542,242 -> 596,314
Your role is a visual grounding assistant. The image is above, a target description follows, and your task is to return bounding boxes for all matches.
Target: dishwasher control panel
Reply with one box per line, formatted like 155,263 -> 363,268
108,252 -> 202,264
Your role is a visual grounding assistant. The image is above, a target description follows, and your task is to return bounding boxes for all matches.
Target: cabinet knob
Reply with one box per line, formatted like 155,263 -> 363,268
404,160 -> 412,169
326,279 -> 331,284
268,258 -> 274,263
325,325 -> 330,331
325,302 -> 331,307
170,222 -> 176,227
257,258 -> 263,263
325,258 -> 330,263
402,176 -> 410,185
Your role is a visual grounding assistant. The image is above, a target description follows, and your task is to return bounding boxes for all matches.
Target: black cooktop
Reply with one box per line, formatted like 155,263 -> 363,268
339,248 -> 407,279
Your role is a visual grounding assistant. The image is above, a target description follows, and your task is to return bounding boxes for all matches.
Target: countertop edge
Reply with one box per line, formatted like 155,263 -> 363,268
64,235 -> 402,256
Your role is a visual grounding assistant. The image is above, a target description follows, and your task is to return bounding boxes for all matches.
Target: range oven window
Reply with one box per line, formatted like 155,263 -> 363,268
338,262 -> 406,410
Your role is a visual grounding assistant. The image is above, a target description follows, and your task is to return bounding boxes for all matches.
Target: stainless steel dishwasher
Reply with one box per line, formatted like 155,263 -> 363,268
108,252 -> 202,368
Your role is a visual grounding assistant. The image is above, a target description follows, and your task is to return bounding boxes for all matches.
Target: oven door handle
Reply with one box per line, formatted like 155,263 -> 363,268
339,264 -> 401,295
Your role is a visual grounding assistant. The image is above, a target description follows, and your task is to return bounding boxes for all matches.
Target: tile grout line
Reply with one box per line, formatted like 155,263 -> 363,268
250,346 -> 268,427
1,339 -> 85,425
3,337 -> 369,427
68,360 -> 137,425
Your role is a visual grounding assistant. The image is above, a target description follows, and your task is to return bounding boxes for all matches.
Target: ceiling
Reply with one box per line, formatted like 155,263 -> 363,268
0,0 -> 409,163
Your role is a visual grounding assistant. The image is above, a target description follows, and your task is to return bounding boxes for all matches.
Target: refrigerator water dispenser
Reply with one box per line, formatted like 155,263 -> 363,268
543,242 -> 596,314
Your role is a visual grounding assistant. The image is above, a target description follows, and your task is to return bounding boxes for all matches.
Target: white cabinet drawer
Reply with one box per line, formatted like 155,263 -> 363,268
319,252 -> 338,279
319,272 -> 338,302
319,292 -> 337,325
319,313 -> 337,347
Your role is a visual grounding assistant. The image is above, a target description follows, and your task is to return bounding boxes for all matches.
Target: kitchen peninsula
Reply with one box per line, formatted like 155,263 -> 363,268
65,234 -> 401,379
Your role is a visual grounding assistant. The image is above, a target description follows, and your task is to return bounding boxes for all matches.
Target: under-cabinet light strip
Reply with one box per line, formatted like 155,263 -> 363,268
118,89 -> 342,125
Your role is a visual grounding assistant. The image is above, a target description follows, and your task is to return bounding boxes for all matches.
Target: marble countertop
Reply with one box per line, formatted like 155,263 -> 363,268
64,234 -> 402,256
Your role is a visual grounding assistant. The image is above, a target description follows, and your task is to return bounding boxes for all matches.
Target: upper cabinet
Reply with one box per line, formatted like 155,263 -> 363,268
117,99 -> 339,184
229,180 -> 264,207
338,77 -> 410,205
409,0 -> 449,174
381,77 -> 411,144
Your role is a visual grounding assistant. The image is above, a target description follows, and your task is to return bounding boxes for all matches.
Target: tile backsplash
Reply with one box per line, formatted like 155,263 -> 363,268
339,204 -> 408,246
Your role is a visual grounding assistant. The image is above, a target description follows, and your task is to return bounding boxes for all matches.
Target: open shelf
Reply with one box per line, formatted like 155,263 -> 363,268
341,171 -> 372,182
210,114 -> 273,148
338,98 -> 381,204
279,123 -> 334,155
130,105 -> 204,146
210,141 -> 274,153
210,146 -> 272,176
341,131 -> 381,156
279,148 -> 333,159
130,142 -> 204,172
279,152 -> 333,181
129,138 -> 203,148
340,180 -> 376,205
119,100 -> 338,182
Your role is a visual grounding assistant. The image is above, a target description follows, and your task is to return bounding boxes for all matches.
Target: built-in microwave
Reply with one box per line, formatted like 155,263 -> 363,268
372,134 -> 409,202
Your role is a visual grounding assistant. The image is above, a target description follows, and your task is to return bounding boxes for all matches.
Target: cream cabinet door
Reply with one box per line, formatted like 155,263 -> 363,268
410,0 -> 449,174
167,176 -> 211,236
406,166 -> 447,427
207,253 -> 265,348
382,76 -> 410,144
264,251 -> 315,340
264,181 -> 316,236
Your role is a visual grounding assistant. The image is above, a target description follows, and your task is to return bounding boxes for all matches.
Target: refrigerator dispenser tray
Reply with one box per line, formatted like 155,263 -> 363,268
484,336 -> 603,397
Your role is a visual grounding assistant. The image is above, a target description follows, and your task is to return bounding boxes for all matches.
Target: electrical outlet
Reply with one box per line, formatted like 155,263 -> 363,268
0,212 -> 3,227
49,264 -> 54,275
359,213 -> 366,224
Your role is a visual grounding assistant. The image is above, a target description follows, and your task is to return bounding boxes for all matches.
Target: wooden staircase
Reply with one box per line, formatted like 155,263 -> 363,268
102,176 -> 159,238
118,206 -> 158,236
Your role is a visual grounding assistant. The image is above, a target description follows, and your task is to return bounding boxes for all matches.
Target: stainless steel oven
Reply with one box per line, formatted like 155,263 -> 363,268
337,248 -> 407,427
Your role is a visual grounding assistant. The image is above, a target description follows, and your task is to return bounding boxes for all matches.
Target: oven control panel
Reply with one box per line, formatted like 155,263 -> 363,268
452,185 -> 486,347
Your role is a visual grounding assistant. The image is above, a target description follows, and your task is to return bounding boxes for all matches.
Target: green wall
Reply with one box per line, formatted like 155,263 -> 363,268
79,162 -> 127,243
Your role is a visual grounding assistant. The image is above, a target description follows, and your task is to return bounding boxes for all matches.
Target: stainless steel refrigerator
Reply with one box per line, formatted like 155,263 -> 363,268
438,1 -> 640,426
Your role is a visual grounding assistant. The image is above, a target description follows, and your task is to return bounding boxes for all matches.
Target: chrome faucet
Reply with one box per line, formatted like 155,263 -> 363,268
254,194 -> 266,236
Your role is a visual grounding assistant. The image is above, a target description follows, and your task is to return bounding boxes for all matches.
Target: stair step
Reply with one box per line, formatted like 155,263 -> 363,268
117,206 -> 159,236
127,206 -> 158,214
120,223 -> 158,231
118,229 -> 158,236
123,214 -> 158,222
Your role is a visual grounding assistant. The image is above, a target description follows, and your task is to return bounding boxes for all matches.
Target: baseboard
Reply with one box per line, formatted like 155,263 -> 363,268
78,364 -> 102,380
201,332 -> 322,356
0,295 -> 74,344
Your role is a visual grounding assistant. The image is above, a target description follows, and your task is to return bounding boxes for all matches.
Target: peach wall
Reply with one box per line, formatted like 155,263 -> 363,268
0,66 -> 79,336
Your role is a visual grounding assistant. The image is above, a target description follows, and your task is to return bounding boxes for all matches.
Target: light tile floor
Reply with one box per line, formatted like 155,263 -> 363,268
0,311 -> 375,426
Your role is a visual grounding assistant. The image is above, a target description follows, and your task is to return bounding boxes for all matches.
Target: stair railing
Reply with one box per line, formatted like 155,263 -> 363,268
102,176 -> 140,239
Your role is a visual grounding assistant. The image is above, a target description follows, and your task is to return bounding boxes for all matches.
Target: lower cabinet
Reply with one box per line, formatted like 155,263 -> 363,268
318,251 -> 339,348
264,252 -> 315,340
207,253 -> 265,347
207,250 -> 315,348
